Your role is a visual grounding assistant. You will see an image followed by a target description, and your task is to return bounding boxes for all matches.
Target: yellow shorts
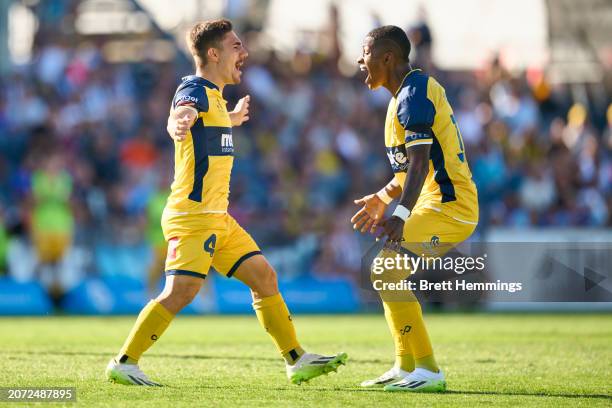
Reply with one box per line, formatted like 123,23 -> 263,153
161,211 -> 261,279
400,208 -> 477,259
374,208 -> 477,288
32,231 -> 71,263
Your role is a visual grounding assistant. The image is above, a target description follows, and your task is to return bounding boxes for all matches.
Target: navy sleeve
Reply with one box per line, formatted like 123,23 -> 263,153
396,75 -> 435,133
172,83 -> 209,112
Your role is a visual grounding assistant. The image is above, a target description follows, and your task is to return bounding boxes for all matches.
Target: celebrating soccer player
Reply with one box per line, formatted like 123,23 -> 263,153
352,26 -> 478,392
105,19 -> 347,387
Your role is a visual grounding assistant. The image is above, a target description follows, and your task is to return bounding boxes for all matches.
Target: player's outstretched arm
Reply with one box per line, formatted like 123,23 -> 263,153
377,143 -> 431,242
167,107 -> 198,142
229,95 -> 250,127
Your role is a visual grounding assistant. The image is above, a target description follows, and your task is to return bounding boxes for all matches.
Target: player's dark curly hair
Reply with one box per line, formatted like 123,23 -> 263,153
187,19 -> 233,66
367,25 -> 411,63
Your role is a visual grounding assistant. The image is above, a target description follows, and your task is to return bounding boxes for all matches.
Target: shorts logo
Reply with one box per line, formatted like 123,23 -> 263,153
151,334 -> 158,341
400,325 -> 412,335
167,238 -> 178,261
204,234 -> 217,257
430,236 -> 440,247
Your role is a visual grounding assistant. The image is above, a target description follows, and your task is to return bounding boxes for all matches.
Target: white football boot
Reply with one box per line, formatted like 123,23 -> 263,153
384,367 -> 446,392
286,352 -> 348,385
105,358 -> 162,386
360,366 -> 411,388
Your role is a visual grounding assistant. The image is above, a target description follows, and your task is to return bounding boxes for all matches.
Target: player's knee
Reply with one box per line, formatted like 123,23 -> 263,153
157,277 -> 201,312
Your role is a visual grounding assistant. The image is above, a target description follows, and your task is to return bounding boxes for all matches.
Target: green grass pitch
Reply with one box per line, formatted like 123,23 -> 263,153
0,313 -> 610,407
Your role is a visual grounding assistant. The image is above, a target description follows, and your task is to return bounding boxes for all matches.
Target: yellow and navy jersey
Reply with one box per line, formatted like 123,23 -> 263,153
165,75 -> 234,214
385,69 -> 478,224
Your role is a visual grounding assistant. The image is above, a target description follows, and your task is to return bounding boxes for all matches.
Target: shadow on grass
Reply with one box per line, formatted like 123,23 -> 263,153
244,386 -> 612,401
12,350 -> 610,401
442,390 -> 612,401
5,350 -> 386,365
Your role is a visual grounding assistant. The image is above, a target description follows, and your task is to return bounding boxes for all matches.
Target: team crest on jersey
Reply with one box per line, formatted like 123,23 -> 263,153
385,145 -> 409,172
216,98 -> 224,111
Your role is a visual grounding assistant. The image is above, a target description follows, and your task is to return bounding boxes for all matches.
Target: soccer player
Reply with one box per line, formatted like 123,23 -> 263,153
352,26 -> 478,392
105,19 -> 347,386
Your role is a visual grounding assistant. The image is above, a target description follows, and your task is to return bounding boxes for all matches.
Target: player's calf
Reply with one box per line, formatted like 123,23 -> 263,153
232,255 -> 348,382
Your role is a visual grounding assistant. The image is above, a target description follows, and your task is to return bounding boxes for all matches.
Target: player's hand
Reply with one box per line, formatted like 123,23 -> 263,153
351,194 -> 387,233
376,216 -> 405,244
167,109 -> 195,142
230,95 -> 250,127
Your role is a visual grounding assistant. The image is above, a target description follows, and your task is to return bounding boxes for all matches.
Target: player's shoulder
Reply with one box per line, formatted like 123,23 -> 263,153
396,69 -> 437,104
173,75 -> 219,112
396,69 -> 436,131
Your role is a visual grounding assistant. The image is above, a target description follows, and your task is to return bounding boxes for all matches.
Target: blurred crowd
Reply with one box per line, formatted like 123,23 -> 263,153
0,8 -> 611,299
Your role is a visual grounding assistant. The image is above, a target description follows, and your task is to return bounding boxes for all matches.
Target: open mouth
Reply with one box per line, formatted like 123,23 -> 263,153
359,65 -> 371,84
235,60 -> 244,74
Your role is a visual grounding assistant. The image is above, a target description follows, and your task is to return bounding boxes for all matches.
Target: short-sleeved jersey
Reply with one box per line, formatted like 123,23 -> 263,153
165,75 -> 234,214
385,69 -> 478,224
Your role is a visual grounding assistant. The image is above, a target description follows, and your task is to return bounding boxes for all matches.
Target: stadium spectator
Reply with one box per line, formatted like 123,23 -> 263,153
28,151 -> 75,301
0,15 -> 610,289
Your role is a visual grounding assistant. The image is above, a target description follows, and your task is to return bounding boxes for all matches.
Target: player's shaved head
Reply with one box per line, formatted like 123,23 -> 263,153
188,19 -> 233,66
366,25 -> 411,63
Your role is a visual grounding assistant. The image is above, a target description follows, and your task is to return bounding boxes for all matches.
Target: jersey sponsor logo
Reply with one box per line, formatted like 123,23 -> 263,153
221,133 -> 233,153
204,234 -> 217,257
386,145 -> 409,172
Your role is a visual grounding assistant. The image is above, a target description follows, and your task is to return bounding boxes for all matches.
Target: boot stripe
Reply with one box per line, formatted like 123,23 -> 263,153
398,381 -> 416,387
128,375 -> 144,385
311,358 -> 334,364
408,380 -> 427,388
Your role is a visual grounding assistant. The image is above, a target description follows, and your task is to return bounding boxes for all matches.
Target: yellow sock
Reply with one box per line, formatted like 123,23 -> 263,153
383,300 -> 438,372
383,302 -> 415,372
415,354 -> 439,373
252,293 -> 302,364
396,354 -> 415,373
117,300 -> 174,363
